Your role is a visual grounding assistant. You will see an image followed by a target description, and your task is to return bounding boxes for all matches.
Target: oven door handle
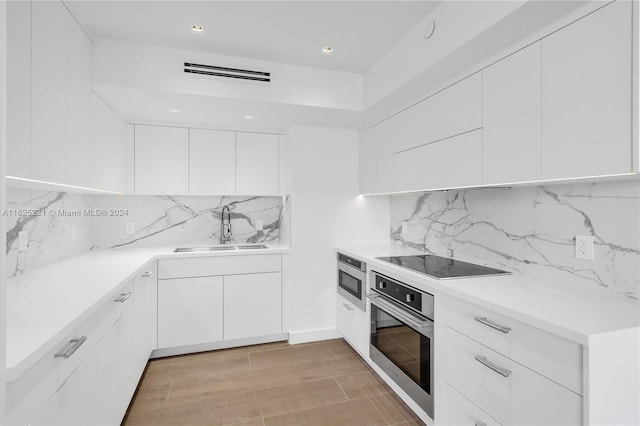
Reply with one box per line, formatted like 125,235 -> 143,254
368,293 -> 432,332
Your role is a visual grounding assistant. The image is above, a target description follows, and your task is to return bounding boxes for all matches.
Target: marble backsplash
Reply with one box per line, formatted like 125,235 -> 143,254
92,195 -> 284,249
390,180 -> 640,300
5,187 -> 284,278
5,188 -> 95,278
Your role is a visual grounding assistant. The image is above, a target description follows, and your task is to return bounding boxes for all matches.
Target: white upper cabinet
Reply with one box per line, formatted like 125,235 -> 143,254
189,129 -> 236,195
541,0 -> 632,179
91,95 -> 128,193
359,127 -> 377,194
66,15 -> 93,187
236,132 -> 279,195
394,129 -> 483,191
30,0 -> 68,183
359,119 -> 394,195
6,1 -> 31,179
393,74 -> 482,154
134,125 -> 189,194
483,43 -> 541,184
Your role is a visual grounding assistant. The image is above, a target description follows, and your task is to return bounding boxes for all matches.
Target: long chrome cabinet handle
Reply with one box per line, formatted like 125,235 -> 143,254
475,316 -> 511,334
475,422 -> 487,426
114,292 -> 132,303
141,271 -> 152,278
342,303 -> 354,311
54,336 -> 87,359
367,294 -> 432,331
474,355 -> 511,378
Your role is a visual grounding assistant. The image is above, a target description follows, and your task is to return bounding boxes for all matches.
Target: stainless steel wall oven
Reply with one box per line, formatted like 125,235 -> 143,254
369,271 -> 434,418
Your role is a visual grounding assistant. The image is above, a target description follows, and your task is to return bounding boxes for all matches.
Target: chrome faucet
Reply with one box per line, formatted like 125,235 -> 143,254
220,205 -> 232,244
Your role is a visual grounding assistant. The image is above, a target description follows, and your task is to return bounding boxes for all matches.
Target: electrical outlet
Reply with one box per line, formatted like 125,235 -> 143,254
18,231 -> 28,251
71,225 -> 78,240
401,222 -> 408,235
575,235 -> 594,260
125,222 -> 135,235
255,219 -> 263,231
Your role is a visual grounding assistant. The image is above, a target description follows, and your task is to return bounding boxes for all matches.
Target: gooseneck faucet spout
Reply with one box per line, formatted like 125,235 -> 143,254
221,205 -> 232,244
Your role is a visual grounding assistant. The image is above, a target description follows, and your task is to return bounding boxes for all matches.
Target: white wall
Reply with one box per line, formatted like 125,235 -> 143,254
286,125 -> 388,343
92,38 -> 364,112
1,0 -> 7,421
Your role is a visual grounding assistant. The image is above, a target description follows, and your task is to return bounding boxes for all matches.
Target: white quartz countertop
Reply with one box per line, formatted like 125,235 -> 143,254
6,244 -> 290,381
336,244 -> 639,346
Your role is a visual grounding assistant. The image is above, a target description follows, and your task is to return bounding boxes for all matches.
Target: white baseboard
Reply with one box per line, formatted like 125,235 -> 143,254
150,333 -> 289,358
288,328 -> 342,345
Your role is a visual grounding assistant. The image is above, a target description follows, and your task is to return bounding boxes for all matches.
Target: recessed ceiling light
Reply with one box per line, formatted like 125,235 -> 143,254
321,47 -> 334,55
170,108 -> 180,113
244,115 -> 254,119
192,25 -> 203,32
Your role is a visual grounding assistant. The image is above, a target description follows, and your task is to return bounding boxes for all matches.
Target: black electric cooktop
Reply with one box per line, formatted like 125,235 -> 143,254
376,254 -> 510,280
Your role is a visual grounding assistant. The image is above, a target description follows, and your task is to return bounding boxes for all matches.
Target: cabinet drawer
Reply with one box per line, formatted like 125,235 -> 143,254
442,295 -> 582,394
158,254 -> 281,279
336,294 -> 369,358
393,73 -> 482,154
394,129 -> 482,191
445,327 -> 582,425
438,383 -> 501,426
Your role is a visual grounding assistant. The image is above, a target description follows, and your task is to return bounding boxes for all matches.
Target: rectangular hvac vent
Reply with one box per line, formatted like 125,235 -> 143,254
184,62 -> 270,82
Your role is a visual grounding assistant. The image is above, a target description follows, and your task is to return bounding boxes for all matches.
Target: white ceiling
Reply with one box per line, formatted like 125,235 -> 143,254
66,1 -> 439,73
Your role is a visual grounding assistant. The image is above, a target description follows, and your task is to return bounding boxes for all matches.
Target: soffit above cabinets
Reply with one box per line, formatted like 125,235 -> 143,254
64,0 -> 439,74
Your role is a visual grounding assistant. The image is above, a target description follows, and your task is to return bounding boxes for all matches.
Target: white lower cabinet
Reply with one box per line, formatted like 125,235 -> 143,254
224,273 -> 282,340
438,383 -> 501,426
9,266 -> 157,426
336,294 -> 369,358
31,323 -> 121,426
156,254 -> 284,351
437,295 -> 583,426
157,276 -> 224,348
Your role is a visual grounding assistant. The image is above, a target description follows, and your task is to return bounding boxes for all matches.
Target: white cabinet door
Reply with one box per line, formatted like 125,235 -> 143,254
224,272 -> 282,340
541,0 -> 632,179
394,129 -> 483,191
236,132 -> 279,195
483,43 -> 541,184
91,94 -> 128,192
66,16 -> 93,188
31,324 -> 122,426
376,119 -> 395,193
31,0 -> 67,183
157,276 -> 224,348
336,294 -> 369,358
189,129 -> 236,195
393,74 -> 482,154
133,268 -> 156,373
6,0 -> 31,178
134,125 -> 189,194
359,127 -> 377,194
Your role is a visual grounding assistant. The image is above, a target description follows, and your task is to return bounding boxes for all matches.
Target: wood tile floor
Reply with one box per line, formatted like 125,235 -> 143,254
122,339 -> 425,426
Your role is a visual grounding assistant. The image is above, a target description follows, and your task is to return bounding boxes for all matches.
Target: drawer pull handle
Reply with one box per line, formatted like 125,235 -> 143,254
141,271 -> 152,278
474,355 -> 511,378
475,316 -> 511,334
54,336 -> 87,359
475,422 -> 487,426
343,303 -> 354,311
114,292 -> 132,303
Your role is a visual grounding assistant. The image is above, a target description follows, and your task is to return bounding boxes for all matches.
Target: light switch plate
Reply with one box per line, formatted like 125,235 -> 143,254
401,222 -> 408,235
255,219 -> 263,231
575,235 -> 594,260
71,225 -> 78,240
125,222 -> 135,235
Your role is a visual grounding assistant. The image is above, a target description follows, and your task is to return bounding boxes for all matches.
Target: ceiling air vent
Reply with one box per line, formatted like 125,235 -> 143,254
184,62 -> 270,82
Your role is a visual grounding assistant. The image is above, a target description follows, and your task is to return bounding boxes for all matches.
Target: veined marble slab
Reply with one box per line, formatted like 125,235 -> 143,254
390,180 -> 640,299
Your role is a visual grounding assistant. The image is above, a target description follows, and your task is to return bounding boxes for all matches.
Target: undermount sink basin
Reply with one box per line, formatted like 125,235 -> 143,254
173,244 -> 268,253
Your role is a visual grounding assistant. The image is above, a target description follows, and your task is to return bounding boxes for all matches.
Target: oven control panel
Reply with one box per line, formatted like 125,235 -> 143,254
372,273 -> 434,320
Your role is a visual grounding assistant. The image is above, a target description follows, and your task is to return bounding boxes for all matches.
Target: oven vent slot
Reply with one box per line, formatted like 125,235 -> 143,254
184,62 -> 270,82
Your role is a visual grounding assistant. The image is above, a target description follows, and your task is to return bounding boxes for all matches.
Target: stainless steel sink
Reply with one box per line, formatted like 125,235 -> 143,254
173,244 -> 268,253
